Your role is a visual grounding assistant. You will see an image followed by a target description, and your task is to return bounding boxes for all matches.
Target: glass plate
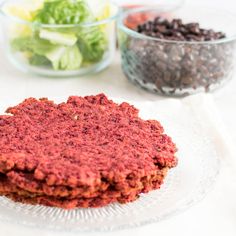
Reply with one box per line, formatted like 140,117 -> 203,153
0,99 -> 220,232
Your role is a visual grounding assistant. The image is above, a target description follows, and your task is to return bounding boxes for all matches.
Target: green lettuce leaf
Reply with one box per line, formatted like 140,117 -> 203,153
77,26 -> 107,62
29,55 -> 51,66
33,0 -> 94,24
11,36 -> 57,55
45,45 -> 83,70
39,29 -> 77,46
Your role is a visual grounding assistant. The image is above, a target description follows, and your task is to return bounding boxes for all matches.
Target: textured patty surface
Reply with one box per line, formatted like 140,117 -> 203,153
0,94 -> 177,209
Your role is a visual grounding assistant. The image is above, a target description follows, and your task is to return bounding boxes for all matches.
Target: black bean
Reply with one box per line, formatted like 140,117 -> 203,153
135,17 -> 226,42
172,19 -> 182,30
155,25 -> 167,33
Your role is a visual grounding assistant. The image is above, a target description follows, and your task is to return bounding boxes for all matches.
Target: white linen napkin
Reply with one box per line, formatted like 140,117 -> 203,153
125,94 -> 236,169
182,94 -> 236,169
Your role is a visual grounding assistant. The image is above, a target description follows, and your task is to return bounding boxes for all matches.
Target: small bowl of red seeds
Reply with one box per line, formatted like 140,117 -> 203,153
118,5 -> 236,96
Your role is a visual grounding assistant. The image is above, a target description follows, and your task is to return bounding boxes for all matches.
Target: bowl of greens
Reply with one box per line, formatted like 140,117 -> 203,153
0,0 -> 119,77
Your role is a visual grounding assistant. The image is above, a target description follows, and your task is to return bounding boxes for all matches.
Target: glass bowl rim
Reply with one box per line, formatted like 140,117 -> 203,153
118,5 -> 236,45
0,0 -> 120,28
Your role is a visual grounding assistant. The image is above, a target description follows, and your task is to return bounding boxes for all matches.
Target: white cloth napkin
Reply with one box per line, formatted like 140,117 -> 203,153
184,95 -> 236,168
127,94 -> 235,168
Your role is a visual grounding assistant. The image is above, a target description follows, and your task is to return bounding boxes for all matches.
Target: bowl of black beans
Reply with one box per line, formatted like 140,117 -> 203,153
118,6 -> 236,96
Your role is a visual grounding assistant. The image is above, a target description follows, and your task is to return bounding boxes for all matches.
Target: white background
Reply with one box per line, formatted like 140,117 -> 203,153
0,0 -> 236,235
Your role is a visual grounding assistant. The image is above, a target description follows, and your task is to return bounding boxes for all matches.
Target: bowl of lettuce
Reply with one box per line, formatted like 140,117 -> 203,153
0,0 -> 119,77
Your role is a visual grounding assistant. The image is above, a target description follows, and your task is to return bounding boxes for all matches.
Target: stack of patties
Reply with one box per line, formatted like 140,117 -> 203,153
0,94 -> 177,209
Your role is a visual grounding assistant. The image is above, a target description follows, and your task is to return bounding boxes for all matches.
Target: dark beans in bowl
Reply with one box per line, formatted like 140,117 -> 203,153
119,15 -> 236,96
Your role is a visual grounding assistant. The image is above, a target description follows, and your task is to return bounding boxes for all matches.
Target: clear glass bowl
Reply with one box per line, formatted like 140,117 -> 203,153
118,6 -> 236,97
0,0 -> 119,77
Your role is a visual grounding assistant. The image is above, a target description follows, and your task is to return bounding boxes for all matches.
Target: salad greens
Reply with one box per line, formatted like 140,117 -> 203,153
10,0 -> 108,71
33,0 -> 94,24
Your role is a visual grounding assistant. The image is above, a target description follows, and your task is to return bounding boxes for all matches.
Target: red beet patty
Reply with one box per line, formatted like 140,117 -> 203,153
0,94 -> 177,209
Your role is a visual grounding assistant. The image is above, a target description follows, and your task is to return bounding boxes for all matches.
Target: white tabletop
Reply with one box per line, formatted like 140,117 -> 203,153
0,0 -> 236,235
